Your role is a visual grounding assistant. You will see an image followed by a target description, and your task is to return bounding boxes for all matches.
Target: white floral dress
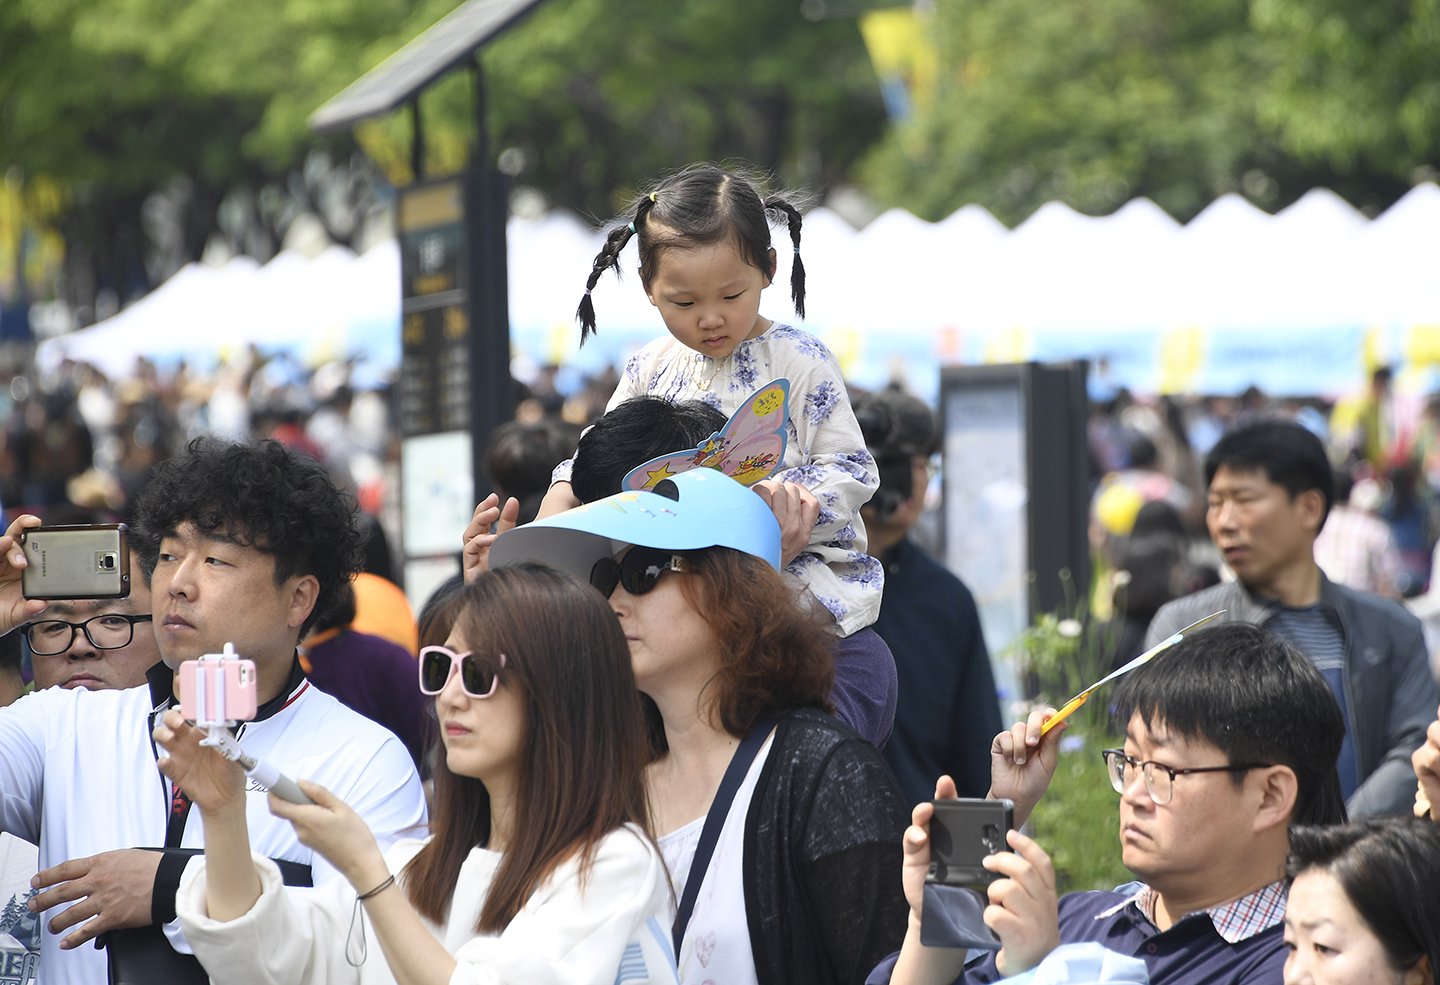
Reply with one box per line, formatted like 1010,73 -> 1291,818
555,322 -> 882,635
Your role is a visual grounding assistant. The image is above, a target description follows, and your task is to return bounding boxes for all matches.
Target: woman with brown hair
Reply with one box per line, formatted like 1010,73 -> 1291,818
490,469 -> 911,985
151,563 -> 676,985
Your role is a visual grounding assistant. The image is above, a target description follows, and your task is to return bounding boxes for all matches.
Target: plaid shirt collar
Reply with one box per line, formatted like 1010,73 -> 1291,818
1096,881 -> 1288,944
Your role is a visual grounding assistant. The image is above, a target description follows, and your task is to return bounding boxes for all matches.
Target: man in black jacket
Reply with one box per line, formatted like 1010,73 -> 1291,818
857,389 -> 1001,804
1146,418 -> 1436,816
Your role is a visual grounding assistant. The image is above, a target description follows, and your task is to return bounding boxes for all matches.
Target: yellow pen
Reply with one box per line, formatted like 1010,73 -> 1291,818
1038,610 -> 1227,736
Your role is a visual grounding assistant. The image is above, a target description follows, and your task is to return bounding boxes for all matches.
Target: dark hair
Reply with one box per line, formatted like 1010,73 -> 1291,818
1131,500 -> 1187,540
0,628 -> 22,677
1112,623 -> 1346,826
1128,433 -> 1159,470
854,388 -> 937,523
667,546 -> 834,743
403,564 -> 652,933
1287,816 -> 1440,976
1204,419 -> 1334,524
576,164 -> 808,342
416,573 -> 467,650
1112,536 -> 1182,622
1332,466 -> 1355,505
571,397 -> 728,504
484,420 -> 581,521
131,438 -> 365,637
312,581 -> 357,634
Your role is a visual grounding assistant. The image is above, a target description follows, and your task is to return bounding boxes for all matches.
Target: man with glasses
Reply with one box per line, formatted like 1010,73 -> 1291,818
26,576 -> 157,692
871,623 -> 1346,985
0,439 -> 426,985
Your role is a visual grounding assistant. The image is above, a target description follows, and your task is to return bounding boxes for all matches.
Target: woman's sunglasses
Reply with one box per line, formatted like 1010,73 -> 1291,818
589,547 -> 684,598
418,646 -> 505,698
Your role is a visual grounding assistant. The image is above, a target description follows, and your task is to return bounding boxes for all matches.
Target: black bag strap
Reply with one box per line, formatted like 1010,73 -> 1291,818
671,714 -> 778,958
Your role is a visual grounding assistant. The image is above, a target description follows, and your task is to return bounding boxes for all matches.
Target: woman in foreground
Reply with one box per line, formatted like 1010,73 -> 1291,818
490,468 -> 910,985
155,564 -> 676,985
1284,815 -> 1439,985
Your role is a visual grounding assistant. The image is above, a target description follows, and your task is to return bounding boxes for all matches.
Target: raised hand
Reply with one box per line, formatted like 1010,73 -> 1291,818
1414,706 -> 1440,820
988,708 -> 1065,828
0,514 -> 49,634
153,707 -> 247,816
752,480 -> 820,566
268,780 -> 388,892
461,494 -> 520,584
983,830 -> 1061,977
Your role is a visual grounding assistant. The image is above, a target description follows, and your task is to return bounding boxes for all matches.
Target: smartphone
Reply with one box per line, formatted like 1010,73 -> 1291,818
20,524 -> 130,600
178,654 -> 259,725
926,797 -> 1014,888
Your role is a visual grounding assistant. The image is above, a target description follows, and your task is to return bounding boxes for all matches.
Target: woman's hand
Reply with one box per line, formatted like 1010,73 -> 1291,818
461,494 -> 520,584
988,708 -> 1064,828
752,480 -> 820,566
268,780 -> 389,892
153,708 -> 247,817
0,514 -> 48,634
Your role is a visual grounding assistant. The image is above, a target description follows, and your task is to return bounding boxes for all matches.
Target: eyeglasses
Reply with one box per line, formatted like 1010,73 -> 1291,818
589,547 -> 684,598
1101,748 -> 1275,805
418,646 -> 505,698
25,614 -> 154,656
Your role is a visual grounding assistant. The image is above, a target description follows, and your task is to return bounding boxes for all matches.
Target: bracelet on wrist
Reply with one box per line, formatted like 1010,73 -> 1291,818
357,873 -> 395,901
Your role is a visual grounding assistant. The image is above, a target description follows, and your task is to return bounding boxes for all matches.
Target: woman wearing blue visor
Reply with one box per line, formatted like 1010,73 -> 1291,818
490,469 -> 910,985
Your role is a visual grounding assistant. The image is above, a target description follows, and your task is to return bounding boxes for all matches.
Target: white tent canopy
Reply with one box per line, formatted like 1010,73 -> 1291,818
38,182 -> 1440,400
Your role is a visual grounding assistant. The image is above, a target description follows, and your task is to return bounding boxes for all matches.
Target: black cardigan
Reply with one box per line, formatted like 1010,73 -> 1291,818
741,708 -> 910,985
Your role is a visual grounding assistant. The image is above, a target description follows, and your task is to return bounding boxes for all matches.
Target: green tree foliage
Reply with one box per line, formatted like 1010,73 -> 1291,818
862,0 -> 1436,224
0,0 -> 884,314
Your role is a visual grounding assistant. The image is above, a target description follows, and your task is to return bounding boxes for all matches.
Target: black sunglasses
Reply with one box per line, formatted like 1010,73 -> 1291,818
589,547 -> 684,598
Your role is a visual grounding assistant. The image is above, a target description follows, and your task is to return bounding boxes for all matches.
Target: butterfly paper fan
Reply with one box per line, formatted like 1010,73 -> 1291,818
622,379 -> 791,491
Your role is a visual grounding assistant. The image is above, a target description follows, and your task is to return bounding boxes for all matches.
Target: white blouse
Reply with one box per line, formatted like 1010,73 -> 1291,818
177,824 -> 677,985
557,322 -> 883,636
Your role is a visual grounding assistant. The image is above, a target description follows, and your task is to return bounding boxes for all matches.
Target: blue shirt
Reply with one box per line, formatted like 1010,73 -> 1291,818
867,886 -> 1286,985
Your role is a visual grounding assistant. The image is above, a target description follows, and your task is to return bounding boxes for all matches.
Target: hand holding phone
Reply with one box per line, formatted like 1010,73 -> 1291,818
20,524 -> 130,600
920,797 -> 1014,950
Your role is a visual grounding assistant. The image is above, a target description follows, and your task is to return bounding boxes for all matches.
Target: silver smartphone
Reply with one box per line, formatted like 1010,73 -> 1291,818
20,524 -> 130,600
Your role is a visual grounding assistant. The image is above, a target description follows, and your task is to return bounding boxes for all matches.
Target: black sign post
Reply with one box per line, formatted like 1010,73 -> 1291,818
311,0 -> 544,597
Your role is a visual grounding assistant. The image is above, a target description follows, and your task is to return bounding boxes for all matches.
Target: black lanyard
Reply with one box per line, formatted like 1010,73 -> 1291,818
672,714 -> 778,959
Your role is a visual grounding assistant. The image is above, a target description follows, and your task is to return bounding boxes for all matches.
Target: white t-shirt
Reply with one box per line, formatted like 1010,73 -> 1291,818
658,736 -> 773,985
0,677 -> 427,985
178,824 -> 678,985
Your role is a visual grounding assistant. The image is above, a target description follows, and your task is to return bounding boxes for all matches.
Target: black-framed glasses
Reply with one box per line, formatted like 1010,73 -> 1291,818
418,646 -> 505,699
25,614 -> 154,656
589,547 -> 684,598
1101,748 -> 1275,805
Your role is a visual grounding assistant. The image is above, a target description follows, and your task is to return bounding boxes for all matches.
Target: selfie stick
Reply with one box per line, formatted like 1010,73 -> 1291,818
194,646 -> 313,805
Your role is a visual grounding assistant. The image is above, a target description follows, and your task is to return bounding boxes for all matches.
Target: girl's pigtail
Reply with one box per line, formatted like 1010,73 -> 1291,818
576,225 -> 631,344
765,198 -> 806,320
575,196 -> 658,344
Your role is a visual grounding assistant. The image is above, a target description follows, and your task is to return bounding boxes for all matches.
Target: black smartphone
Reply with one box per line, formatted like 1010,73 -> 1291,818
20,524 -> 131,600
926,797 -> 1014,888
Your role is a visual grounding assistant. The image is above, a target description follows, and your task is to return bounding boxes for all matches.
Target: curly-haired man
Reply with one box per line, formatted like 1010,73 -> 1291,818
0,439 -> 426,985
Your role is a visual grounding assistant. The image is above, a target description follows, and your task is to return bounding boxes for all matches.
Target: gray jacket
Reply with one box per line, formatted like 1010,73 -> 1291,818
1146,575 -> 1438,817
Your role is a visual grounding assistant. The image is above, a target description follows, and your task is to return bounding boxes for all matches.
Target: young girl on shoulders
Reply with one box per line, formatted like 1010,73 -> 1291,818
503,165 -> 892,742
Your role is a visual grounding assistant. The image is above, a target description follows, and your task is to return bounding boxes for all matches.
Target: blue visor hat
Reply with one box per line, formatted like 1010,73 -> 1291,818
489,469 -> 782,582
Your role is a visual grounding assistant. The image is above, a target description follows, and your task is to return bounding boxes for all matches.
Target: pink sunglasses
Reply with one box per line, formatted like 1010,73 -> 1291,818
418,646 -> 506,698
